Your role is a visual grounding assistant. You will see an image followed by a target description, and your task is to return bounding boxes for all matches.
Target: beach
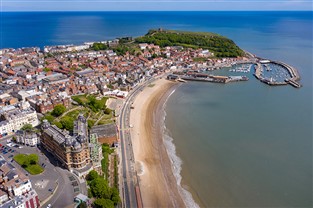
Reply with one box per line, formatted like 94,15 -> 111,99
129,78 -> 185,207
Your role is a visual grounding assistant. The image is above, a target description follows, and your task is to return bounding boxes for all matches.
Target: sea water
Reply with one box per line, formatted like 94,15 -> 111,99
1,11 -> 312,207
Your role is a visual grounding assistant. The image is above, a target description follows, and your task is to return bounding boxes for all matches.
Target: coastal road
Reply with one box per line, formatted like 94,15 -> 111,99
118,77 -> 159,208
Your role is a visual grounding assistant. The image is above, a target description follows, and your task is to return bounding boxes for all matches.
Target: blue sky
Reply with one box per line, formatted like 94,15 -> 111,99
1,0 -> 312,11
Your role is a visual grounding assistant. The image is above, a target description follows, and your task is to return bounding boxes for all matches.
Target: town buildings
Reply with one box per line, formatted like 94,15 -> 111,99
0,107 -> 39,136
40,115 -> 92,176
15,131 -> 39,147
0,156 -> 40,208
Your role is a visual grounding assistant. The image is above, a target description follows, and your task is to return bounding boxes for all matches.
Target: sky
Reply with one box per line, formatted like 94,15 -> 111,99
1,0 -> 312,11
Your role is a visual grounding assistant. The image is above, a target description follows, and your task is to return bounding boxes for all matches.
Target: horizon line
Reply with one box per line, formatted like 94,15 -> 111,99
1,10 -> 313,12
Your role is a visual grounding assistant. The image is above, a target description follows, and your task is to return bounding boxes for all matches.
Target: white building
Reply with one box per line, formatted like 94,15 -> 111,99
12,180 -> 32,196
16,131 -> 39,147
0,189 -> 39,208
0,190 -> 9,205
0,109 -> 39,136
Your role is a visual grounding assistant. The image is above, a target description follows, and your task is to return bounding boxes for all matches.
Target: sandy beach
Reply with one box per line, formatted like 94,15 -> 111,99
129,78 -> 185,208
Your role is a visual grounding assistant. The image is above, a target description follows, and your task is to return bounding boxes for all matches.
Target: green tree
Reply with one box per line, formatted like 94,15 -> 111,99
93,198 -> 114,208
151,53 -> 158,59
42,114 -> 55,123
28,154 -> 38,164
52,104 -> 66,117
86,170 -> 99,181
21,124 -> 33,132
90,178 -> 111,199
111,187 -> 121,205
53,121 -> 63,129
22,161 -> 28,168
104,108 -> 112,115
60,116 -> 74,131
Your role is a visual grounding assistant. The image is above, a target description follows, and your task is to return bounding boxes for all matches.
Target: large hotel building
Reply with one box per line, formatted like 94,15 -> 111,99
41,114 -> 92,175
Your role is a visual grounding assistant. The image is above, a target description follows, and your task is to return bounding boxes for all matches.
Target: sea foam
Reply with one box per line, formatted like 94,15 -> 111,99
162,88 -> 200,208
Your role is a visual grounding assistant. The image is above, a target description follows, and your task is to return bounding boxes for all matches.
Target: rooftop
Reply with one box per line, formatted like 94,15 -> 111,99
90,123 -> 117,138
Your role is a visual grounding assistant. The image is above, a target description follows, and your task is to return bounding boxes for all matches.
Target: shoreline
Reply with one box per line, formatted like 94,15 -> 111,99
130,78 -> 192,207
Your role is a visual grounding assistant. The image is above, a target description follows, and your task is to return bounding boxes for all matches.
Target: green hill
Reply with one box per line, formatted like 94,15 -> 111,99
135,29 -> 245,57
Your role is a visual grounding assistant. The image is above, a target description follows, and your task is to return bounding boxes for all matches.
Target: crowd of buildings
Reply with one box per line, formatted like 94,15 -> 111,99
0,156 -> 40,208
0,41 -> 245,207
0,40 -> 244,137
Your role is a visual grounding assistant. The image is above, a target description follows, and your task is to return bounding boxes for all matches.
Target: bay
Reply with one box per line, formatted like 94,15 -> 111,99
1,11 -> 312,207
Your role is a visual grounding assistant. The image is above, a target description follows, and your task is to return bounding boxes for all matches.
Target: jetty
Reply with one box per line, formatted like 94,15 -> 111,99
180,74 -> 248,83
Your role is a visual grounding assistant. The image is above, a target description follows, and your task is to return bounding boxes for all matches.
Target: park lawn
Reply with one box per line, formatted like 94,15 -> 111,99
14,154 -> 44,175
25,164 -> 44,175
66,108 -> 89,119
98,118 -> 114,125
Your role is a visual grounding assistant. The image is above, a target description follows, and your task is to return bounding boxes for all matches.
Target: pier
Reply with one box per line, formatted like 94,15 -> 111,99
180,74 -> 248,83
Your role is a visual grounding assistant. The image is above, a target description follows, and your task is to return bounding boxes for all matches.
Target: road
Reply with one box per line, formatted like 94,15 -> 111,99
0,138 -> 83,208
118,76 -> 162,208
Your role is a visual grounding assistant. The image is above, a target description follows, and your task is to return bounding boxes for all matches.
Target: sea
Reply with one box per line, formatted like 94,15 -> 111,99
1,11 -> 312,207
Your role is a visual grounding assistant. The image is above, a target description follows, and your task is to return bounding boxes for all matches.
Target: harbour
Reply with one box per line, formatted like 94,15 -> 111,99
168,56 -> 301,88
254,59 -> 302,88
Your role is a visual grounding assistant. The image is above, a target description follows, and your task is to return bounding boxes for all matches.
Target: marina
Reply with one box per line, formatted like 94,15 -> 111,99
168,56 -> 301,88
254,59 -> 302,88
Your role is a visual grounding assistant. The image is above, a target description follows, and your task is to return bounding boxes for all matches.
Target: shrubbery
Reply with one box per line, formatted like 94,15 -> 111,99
86,169 -> 121,207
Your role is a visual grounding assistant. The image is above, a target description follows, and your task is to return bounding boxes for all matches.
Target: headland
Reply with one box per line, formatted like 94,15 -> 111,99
0,28 -> 303,208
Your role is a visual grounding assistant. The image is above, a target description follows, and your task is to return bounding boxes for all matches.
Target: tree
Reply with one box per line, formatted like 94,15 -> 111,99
111,187 -> 121,205
104,108 -> 112,115
93,198 -> 114,208
53,121 -> 63,129
52,104 -> 66,117
42,114 -> 55,123
90,178 -> 111,199
21,124 -> 33,132
28,154 -> 38,165
86,170 -> 99,181
60,116 -> 74,131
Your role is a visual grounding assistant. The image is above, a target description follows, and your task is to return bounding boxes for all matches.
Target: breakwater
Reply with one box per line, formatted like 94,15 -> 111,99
253,60 -> 301,88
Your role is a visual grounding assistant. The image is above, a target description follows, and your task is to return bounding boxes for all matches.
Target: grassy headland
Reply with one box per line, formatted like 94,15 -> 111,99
135,29 -> 245,57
